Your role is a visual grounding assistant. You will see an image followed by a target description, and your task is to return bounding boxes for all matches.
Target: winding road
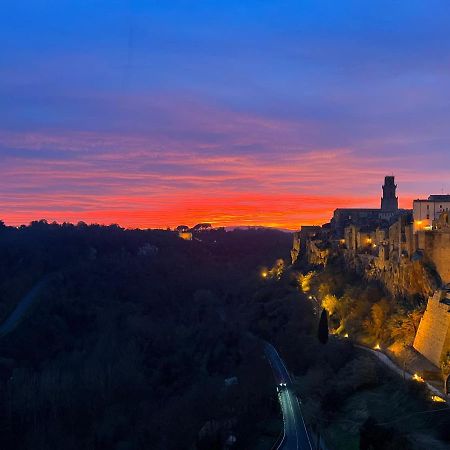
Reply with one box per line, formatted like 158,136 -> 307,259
355,344 -> 448,403
265,343 -> 313,450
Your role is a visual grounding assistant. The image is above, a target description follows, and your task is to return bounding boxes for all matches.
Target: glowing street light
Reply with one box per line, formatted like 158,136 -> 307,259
261,271 -> 268,278
344,333 -> 349,338
412,373 -> 425,383
431,395 -> 446,403
374,343 -> 381,350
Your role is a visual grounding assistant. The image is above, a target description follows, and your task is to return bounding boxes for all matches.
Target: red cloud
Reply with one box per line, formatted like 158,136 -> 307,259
0,98 -> 441,229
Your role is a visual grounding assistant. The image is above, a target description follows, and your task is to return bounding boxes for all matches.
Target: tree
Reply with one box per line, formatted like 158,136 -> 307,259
322,294 -> 338,316
369,299 -> 390,340
318,309 -> 329,344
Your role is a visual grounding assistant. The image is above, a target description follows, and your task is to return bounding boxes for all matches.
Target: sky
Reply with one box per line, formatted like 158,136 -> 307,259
2,0 -> 450,229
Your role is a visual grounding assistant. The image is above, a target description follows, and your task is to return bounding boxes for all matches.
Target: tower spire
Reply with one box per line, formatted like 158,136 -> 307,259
381,175 -> 398,211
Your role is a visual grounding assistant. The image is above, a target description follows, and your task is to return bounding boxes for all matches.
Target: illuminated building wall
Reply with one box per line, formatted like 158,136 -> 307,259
413,289 -> 450,367
413,195 -> 450,233
417,229 -> 450,285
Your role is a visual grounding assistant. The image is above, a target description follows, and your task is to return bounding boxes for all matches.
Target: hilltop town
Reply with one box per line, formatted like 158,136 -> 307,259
292,176 -> 450,389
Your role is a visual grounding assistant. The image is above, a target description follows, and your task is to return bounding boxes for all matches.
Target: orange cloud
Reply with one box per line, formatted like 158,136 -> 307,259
0,103 -> 441,229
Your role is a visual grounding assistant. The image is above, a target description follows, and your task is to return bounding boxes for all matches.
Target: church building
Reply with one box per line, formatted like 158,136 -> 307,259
331,176 -> 407,236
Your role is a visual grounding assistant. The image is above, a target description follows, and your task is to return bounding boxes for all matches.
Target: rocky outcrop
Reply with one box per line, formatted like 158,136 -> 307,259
291,232 -> 301,264
366,256 -> 438,299
307,239 -> 331,266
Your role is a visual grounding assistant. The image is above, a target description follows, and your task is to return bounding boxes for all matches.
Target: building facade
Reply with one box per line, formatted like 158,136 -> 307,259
413,195 -> 450,233
332,176 -> 405,237
413,288 -> 450,367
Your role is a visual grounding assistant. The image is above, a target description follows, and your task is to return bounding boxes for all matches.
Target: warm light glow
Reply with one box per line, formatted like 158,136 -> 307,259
299,271 -> 315,293
374,343 -> 381,350
178,231 -> 193,241
344,333 -> 349,338
366,237 -> 372,244
412,373 -> 425,383
431,395 -> 446,403
261,271 -> 268,278
414,220 -> 432,231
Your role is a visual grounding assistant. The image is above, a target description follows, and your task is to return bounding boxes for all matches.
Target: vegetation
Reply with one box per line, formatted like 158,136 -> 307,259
292,255 -> 450,449
0,222 -> 291,450
0,222 -> 448,449
297,349 -> 450,449
306,255 -> 424,349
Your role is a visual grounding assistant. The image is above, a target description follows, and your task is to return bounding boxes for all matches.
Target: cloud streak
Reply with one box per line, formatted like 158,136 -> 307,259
0,108 -> 441,229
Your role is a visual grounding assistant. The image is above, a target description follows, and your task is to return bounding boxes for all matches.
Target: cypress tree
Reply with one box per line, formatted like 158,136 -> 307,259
318,309 -> 329,344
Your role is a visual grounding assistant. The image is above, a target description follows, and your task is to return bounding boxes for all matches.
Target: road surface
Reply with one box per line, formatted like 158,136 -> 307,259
355,344 -> 448,403
265,343 -> 313,450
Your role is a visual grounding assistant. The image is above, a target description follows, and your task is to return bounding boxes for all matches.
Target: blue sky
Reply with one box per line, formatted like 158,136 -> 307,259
1,1 -> 450,227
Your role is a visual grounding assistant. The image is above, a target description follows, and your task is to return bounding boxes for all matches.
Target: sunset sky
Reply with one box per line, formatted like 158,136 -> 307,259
2,1 -> 450,229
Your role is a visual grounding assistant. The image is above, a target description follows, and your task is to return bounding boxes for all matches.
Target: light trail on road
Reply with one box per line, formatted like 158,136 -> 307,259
265,343 -> 313,450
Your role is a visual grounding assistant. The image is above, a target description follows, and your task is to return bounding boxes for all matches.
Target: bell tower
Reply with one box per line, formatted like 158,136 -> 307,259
381,176 -> 398,211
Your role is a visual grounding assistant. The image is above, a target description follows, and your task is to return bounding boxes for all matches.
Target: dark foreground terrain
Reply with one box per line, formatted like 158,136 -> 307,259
0,222 -> 293,450
0,221 -> 449,450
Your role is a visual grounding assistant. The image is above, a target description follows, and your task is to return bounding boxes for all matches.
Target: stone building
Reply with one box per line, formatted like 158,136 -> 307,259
413,212 -> 450,285
306,238 -> 331,266
413,288 -> 450,367
296,178 -> 450,369
176,225 -> 193,241
387,213 -> 415,260
413,194 -> 450,233
332,176 -> 407,237
344,224 -> 380,253
291,225 -> 322,264
380,175 -> 399,214
332,208 -> 381,238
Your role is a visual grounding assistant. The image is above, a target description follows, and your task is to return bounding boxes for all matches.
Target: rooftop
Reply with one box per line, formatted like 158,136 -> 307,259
428,195 -> 450,202
415,195 -> 450,202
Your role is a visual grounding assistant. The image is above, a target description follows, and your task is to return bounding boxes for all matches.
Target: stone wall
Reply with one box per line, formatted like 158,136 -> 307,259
291,226 -> 322,264
417,230 -> 450,285
307,239 -> 330,266
413,289 -> 450,367
291,232 -> 301,264
339,215 -> 439,299
367,257 -> 437,299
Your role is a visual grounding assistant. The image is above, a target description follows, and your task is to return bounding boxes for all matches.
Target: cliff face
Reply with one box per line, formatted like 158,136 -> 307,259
319,247 -> 439,300
291,232 -> 301,264
366,257 -> 438,299
307,239 -> 330,266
